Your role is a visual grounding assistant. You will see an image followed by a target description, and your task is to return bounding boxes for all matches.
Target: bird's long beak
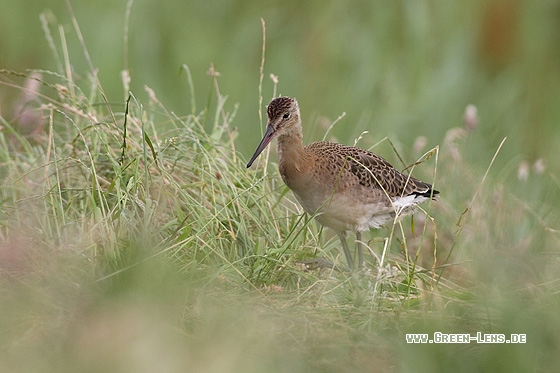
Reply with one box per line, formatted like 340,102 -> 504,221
246,123 -> 276,168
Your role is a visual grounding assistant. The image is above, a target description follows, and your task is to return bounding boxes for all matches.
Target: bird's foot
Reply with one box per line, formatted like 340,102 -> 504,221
296,258 -> 351,272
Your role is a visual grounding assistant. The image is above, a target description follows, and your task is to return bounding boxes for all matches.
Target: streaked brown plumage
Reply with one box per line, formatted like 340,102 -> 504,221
247,96 -> 439,269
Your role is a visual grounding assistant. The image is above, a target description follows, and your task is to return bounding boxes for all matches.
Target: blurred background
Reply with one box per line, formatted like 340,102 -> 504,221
3,0 -> 560,166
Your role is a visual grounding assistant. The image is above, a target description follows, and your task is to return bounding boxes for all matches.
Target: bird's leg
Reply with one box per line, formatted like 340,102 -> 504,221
337,231 -> 354,269
356,231 -> 364,269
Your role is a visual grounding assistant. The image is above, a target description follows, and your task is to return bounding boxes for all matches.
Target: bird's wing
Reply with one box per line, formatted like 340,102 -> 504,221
305,141 -> 438,198
342,145 -> 436,198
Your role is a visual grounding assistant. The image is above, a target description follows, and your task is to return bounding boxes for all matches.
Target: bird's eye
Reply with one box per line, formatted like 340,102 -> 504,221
282,112 -> 290,119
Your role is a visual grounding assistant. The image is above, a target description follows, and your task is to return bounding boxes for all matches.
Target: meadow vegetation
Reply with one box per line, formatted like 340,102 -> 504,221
1,1 -> 560,372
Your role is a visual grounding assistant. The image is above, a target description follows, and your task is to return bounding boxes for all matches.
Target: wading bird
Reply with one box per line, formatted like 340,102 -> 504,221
247,97 -> 438,269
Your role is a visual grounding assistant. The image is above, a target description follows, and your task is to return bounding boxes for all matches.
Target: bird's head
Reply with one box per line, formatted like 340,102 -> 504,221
247,96 -> 301,168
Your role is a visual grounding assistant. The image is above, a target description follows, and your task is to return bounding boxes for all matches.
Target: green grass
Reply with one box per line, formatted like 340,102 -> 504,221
2,4 -> 560,372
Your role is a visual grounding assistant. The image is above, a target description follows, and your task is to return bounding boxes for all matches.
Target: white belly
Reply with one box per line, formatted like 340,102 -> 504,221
292,187 -> 426,233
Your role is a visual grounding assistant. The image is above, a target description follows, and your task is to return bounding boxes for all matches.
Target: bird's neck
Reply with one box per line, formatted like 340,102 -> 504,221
277,123 -> 305,159
276,123 -> 309,181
